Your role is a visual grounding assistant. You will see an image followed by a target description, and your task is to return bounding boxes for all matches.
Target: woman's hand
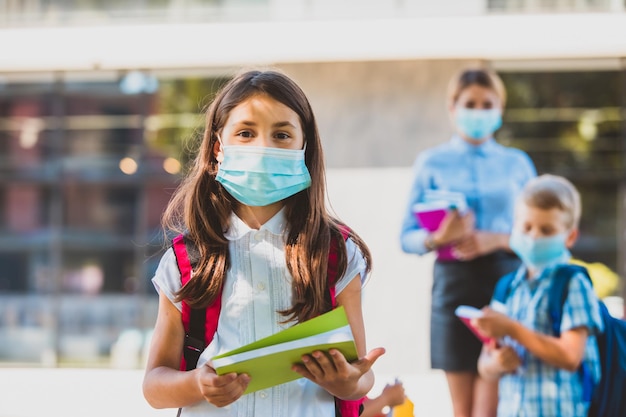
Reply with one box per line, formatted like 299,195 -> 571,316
452,231 -> 509,260
292,347 -> 385,400
432,209 -> 475,247
196,365 -> 250,407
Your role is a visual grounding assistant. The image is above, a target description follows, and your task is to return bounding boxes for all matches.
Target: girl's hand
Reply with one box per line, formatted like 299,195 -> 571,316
196,364 -> 250,407
452,231 -> 508,260
432,209 -> 475,247
292,347 -> 385,399
472,307 -> 516,339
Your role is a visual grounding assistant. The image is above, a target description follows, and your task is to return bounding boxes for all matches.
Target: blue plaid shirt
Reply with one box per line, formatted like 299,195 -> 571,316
400,135 -> 536,254
492,262 -> 604,417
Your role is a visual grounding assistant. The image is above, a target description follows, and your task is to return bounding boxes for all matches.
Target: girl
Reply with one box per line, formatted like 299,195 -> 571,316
143,69 -> 384,417
399,67 -> 536,417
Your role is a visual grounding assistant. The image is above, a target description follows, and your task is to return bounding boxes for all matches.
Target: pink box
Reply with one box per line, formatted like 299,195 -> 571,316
413,208 -> 457,261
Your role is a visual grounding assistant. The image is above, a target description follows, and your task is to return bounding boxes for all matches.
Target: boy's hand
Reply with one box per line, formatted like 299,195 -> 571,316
486,343 -> 522,374
292,347 -> 385,399
196,364 -> 250,407
472,307 -> 517,339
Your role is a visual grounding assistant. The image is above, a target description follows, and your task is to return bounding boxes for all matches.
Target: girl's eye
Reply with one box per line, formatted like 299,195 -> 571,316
237,131 -> 254,138
482,101 -> 494,109
464,101 -> 476,109
540,226 -> 555,235
275,132 -> 291,140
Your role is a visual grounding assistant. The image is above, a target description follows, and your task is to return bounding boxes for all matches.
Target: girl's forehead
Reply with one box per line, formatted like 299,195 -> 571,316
227,94 -> 299,121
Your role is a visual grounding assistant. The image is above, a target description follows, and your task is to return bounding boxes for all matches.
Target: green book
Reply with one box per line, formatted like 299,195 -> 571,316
211,306 -> 358,394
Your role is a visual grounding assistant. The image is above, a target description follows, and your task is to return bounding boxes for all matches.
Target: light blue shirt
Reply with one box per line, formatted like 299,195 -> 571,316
400,135 -> 536,255
492,263 -> 603,417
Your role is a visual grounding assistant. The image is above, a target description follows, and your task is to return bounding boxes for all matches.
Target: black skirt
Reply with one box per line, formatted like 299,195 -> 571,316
430,251 -> 521,372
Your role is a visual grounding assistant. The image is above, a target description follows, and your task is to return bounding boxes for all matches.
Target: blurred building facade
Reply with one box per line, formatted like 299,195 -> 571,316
0,0 -> 625,368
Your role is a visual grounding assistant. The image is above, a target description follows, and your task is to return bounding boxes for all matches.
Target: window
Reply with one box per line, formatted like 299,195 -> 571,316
499,70 -> 625,271
0,70 -> 229,365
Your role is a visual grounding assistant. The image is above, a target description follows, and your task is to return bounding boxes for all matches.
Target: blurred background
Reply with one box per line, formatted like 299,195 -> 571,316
0,1 -> 625,415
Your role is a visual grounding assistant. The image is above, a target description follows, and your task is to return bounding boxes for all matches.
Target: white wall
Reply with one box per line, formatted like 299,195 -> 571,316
326,166 -> 436,376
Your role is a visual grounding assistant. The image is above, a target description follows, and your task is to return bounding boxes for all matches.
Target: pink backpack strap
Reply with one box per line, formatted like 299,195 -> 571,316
172,234 -> 222,371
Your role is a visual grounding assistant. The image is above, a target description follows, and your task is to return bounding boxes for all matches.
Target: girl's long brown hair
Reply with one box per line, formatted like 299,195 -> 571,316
162,69 -> 372,323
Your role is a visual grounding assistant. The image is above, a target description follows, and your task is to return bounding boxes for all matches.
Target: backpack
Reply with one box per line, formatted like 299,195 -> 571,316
171,226 -> 364,417
492,264 -> 626,417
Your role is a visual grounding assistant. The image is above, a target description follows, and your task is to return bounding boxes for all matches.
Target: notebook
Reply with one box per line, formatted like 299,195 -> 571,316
211,307 -> 358,394
412,190 -> 468,261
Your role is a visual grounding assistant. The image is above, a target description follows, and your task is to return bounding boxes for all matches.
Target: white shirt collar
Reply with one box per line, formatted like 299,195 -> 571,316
224,207 -> 288,241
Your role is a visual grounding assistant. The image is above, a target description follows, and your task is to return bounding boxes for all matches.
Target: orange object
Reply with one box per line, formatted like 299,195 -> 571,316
391,397 -> 414,417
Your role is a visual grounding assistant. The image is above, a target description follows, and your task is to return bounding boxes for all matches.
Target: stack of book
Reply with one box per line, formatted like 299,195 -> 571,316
211,307 -> 358,394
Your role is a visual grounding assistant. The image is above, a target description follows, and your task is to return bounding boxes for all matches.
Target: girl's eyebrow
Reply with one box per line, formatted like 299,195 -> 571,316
273,121 -> 298,129
230,120 -> 297,128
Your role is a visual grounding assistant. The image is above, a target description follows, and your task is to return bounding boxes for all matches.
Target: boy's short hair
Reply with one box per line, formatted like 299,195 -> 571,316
518,174 -> 581,230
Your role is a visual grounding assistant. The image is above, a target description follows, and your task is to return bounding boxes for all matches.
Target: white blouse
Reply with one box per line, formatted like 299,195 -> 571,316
152,208 -> 368,417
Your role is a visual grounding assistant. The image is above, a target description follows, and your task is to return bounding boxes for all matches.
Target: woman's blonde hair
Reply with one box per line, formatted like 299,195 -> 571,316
447,67 -> 507,108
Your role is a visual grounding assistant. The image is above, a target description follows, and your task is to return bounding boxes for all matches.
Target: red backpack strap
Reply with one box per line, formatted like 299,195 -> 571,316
328,225 -> 351,308
328,225 -> 365,417
172,234 -> 222,371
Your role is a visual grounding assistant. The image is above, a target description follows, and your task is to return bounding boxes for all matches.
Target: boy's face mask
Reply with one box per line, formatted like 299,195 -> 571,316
509,230 -> 569,271
216,145 -> 311,207
454,108 -> 502,141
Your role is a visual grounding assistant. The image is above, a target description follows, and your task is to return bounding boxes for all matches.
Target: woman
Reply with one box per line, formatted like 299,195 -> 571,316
400,67 -> 536,417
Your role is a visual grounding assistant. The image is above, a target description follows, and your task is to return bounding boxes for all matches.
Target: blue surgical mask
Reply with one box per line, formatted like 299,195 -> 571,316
509,231 -> 570,271
455,108 -> 502,140
216,145 -> 311,207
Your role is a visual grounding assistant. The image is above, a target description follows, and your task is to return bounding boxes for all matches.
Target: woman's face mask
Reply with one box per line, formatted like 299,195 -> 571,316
452,84 -> 503,141
454,108 -> 502,140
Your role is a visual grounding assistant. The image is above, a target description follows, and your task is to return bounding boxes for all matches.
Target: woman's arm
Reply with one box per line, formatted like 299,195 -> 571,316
452,231 -> 510,260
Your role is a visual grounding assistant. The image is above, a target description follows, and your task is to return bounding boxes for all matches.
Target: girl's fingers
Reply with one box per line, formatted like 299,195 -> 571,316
201,374 -> 250,407
351,347 -> 386,374
311,350 -> 336,374
294,353 -> 324,379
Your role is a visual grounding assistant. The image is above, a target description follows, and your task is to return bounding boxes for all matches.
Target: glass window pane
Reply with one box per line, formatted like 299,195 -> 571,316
500,70 -> 624,272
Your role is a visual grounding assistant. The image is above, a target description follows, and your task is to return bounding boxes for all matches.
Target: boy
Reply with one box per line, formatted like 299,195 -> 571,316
473,174 -> 604,416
